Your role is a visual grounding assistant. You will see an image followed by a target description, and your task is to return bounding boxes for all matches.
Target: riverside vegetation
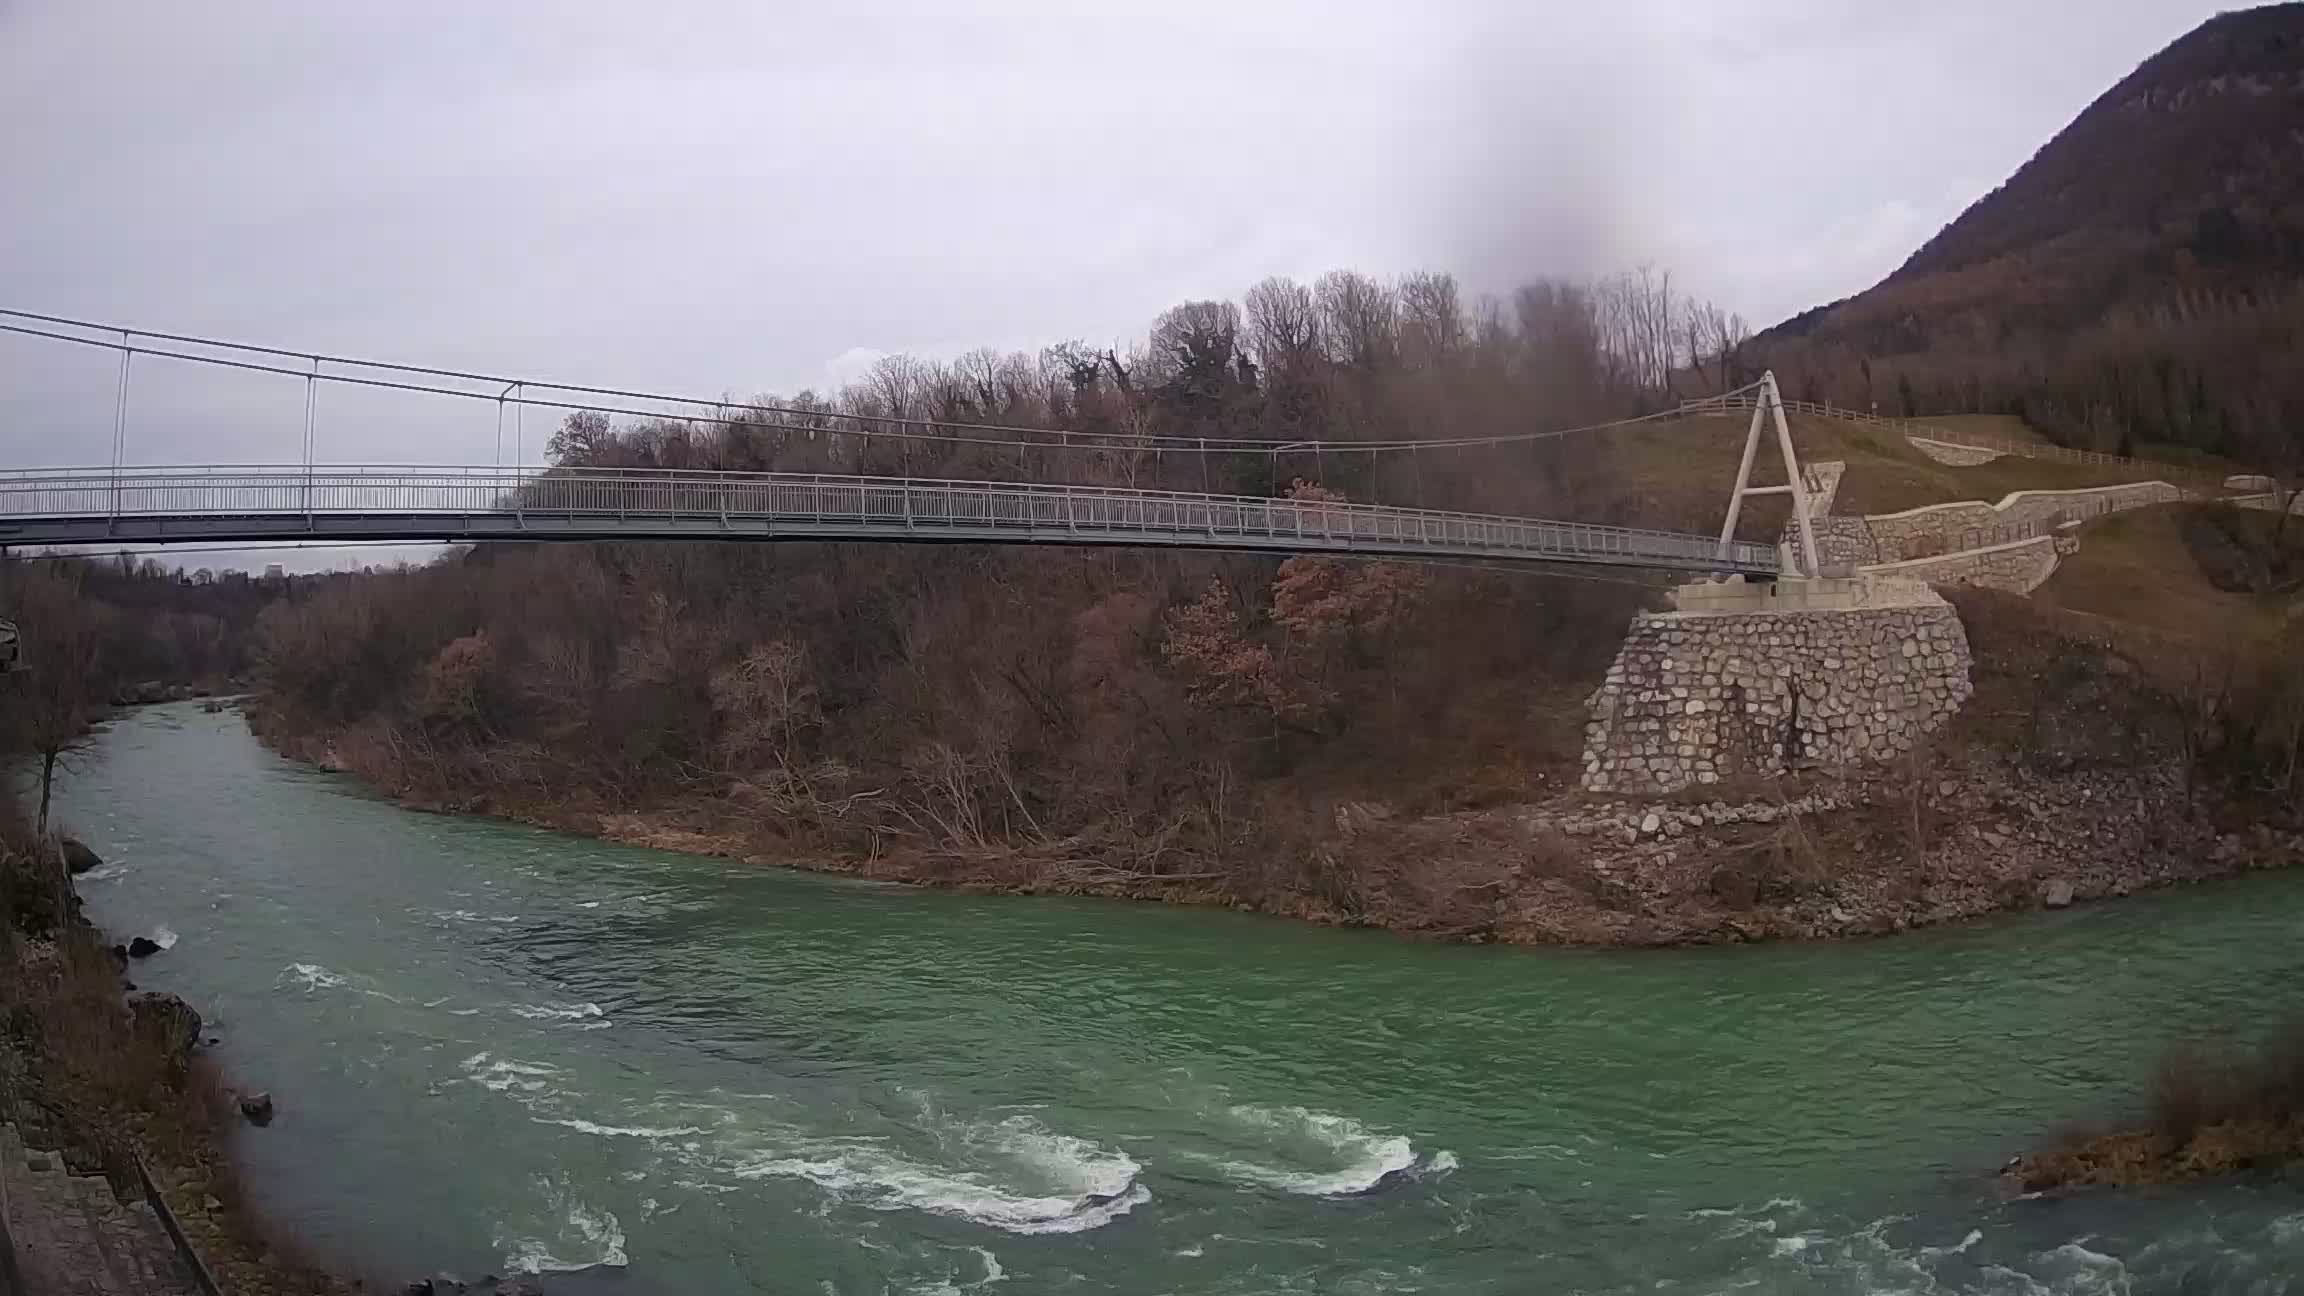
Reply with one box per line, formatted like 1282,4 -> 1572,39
0,561 -> 356,1294
2006,1026 -> 2304,1193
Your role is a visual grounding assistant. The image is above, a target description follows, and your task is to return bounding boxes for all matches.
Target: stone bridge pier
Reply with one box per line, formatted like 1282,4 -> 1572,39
1581,576 -> 1973,793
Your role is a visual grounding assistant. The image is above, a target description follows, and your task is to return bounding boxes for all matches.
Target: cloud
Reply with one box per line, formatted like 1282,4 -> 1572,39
0,0 -> 2236,572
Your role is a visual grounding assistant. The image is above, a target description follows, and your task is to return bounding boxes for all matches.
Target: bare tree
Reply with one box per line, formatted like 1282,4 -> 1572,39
1720,310 -> 1752,390
952,347 -> 1008,415
1593,266 -> 1684,397
1315,270 -> 1398,372
3,566 -> 109,837
710,641 -> 822,785
1148,300 -> 1245,394
1398,271 -> 1467,368
1679,298 -> 1753,395
1243,276 -> 1320,377
546,409 -> 614,466
1514,280 -> 1605,387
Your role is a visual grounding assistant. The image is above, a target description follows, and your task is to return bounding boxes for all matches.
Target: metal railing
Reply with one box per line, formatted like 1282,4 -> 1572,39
1860,489 -> 2210,564
0,1151 -> 22,1296
0,464 -> 1781,574
128,1150 -> 222,1296
0,1113 -> 220,1296
1869,503 -> 2098,565
1676,392 -> 2218,478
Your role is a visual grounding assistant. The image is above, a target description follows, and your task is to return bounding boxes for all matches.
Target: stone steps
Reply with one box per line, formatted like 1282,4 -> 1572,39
1,1122 -> 200,1295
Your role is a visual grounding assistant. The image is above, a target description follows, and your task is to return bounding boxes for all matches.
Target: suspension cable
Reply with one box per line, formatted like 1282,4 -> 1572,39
0,309 -> 1763,458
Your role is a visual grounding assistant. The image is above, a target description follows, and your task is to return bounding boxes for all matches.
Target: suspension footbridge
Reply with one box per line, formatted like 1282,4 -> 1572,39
0,310 -> 1807,577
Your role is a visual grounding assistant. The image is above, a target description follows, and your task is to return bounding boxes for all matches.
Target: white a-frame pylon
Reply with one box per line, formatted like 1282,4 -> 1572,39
1714,370 -> 1821,578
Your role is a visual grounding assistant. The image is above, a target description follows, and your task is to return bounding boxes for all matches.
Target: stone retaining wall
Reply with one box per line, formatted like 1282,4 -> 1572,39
2232,492 -> 2301,515
1860,535 -> 2061,595
1778,462 -> 1862,563
1808,515 -> 1880,567
1582,591 -> 1973,794
1909,438 -> 2006,466
1804,461 -> 1846,515
1864,482 -> 2185,561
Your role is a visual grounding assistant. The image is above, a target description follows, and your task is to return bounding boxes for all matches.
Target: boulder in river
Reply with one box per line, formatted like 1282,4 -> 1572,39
60,836 -> 103,874
126,935 -> 163,958
238,1091 -> 275,1126
2041,879 -> 2076,909
127,992 -> 202,1059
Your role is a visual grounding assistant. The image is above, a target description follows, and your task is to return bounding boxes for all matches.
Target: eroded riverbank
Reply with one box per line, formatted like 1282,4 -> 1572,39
246,588 -> 2304,950
257,715 -> 2304,950
54,701 -> 2304,1293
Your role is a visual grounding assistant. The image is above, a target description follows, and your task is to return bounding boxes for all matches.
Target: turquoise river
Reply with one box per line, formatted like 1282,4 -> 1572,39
57,703 -> 2304,1293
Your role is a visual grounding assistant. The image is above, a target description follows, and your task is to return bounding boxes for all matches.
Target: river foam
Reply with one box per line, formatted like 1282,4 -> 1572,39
429,908 -> 522,925
494,1175 -> 628,1274
539,1117 -> 708,1139
275,960 -> 415,1005
279,961 -> 345,992
456,1048 -> 1149,1238
461,1052 -> 565,1097
1210,1105 -> 1449,1197
733,1113 -> 1149,1235
904,1246 -> 1009,1294
1679,1197 -> 2205,1296
508,1000 -> 609,1027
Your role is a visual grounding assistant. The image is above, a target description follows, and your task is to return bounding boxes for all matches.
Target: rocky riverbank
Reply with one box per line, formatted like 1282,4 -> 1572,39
0,823 -> 567,1294
256,715 -> 2301,950
247,585 -> 2303,949
0,827 -> 359,1295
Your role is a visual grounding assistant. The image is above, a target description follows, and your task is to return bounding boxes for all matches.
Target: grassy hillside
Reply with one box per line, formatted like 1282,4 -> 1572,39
1611,413 -> 2196,534
2037,506 -> 2278,638
1911,414 -> 2052,448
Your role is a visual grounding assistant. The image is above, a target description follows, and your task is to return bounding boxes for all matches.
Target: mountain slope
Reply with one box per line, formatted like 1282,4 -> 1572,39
1902,4 -> 2304,285
1755,4 -> 2304,465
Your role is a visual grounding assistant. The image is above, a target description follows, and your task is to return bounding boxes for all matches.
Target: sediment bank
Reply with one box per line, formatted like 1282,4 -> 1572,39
253,716 -> 2302,949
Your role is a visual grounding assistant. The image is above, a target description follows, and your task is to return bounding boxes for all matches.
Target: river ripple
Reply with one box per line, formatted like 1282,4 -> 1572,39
60,702 -> 2304,1294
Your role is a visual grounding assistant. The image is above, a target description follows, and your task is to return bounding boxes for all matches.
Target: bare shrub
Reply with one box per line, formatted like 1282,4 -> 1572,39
2017,1024 -> 2304,1191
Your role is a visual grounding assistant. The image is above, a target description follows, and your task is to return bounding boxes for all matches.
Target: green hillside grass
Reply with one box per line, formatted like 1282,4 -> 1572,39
1912,413 -> 2054,447
1608,414 -> 2194,539
2037,504 -> 2302,646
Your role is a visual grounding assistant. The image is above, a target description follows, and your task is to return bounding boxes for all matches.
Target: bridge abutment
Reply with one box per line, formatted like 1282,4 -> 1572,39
1581,577 -> 1973,794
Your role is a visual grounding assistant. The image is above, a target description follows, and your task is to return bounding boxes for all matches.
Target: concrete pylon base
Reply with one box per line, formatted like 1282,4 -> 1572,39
1668,574 -> 1946,616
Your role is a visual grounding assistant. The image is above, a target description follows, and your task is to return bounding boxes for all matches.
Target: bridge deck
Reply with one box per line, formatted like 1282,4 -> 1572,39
0,466 -> 1780,575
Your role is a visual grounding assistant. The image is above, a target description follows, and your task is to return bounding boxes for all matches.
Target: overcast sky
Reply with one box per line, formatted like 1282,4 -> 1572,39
0,0 -> 2235,566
